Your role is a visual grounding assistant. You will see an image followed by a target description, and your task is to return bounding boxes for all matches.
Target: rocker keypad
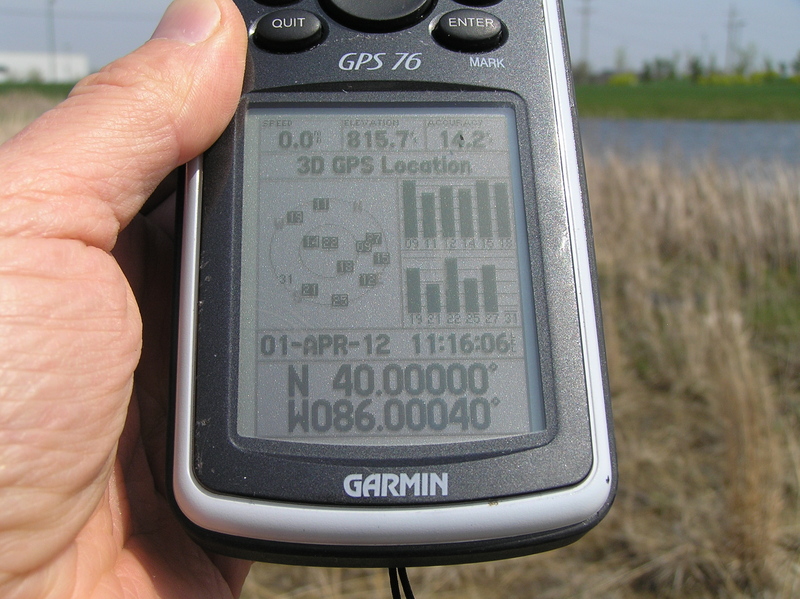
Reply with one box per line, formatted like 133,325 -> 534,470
251,0 -> 507,54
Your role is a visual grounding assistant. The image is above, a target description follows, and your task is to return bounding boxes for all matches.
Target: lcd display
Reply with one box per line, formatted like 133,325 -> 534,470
236,105 -> 544,444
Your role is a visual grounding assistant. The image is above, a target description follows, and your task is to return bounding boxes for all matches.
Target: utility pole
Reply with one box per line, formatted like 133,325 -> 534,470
725,4 -> 744,73
579,0 -> 592,69
701,33 -> 709,68
46,0 -> 57,82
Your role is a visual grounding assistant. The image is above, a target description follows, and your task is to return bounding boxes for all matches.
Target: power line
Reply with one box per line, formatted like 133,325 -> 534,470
725,4 -> 745,72
579,0 -> 592,67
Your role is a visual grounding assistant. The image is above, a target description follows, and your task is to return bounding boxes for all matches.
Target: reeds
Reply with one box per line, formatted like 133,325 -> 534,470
242,154 -> 800,598
586,153 -> 797,597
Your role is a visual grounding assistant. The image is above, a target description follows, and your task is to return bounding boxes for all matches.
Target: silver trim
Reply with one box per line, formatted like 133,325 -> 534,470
173,0 -> 613,547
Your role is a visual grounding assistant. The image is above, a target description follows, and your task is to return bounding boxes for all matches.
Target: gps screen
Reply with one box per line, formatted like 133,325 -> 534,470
236,105 -> 544,444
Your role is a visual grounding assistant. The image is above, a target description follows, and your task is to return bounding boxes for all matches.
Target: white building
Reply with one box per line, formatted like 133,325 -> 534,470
0,52 -> 90,84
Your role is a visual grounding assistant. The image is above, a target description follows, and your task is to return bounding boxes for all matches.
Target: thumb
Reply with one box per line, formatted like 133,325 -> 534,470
0,0 -> 247,250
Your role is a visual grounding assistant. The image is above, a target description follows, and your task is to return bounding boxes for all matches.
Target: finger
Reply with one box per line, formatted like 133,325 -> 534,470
0,0 -> 247,251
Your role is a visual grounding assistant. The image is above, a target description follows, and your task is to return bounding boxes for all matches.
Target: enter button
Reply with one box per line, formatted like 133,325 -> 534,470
433,9 -> 506,52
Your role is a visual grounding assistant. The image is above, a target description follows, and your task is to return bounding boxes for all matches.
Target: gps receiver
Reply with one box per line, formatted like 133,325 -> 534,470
171,0 -> 616,567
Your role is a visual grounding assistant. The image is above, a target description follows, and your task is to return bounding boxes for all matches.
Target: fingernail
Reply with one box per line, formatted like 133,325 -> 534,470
151,0 -> 221,45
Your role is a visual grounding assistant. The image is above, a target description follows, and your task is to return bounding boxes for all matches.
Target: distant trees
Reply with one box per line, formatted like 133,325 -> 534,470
592,48 -> 800,86
640,57 -> 678,83
687,57 -> 703,83
573,46 -> 800,86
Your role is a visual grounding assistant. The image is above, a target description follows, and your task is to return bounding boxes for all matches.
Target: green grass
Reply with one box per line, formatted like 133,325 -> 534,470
576,81 -> 800,120
747,267 -> 800,358
3,80 -> 798,121
0,81 -> 75,99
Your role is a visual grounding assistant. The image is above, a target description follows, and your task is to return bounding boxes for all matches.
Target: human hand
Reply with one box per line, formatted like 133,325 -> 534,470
0,0 -> 249,597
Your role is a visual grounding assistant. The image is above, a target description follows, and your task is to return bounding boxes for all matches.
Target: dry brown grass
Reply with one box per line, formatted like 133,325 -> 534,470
242,154 -> 800,599
584,154 -> 799,597
4,96 -> 797,597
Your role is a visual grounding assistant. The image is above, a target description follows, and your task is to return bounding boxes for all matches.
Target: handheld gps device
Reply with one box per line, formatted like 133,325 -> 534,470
172,0 -> 616,567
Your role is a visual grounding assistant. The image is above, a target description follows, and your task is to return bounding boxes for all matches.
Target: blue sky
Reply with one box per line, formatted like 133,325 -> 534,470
0,0 -> 798,73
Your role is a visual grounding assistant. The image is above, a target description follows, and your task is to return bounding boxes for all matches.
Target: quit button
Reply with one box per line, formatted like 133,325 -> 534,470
433,9 -> 506,52
253,9 -> 325,53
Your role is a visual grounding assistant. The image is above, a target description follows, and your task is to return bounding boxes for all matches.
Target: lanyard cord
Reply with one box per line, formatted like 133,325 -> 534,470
388,567 -> 416,599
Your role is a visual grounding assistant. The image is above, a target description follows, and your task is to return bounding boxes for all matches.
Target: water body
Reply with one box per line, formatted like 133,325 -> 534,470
578,119 -> 800,166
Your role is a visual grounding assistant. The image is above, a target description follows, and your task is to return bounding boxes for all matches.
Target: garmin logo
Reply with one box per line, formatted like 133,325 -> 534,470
344,473 -> 449,498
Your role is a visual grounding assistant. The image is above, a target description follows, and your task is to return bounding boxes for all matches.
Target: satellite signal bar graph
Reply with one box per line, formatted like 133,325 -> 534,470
406,259 -> 505,315
402,180 -> 512,240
